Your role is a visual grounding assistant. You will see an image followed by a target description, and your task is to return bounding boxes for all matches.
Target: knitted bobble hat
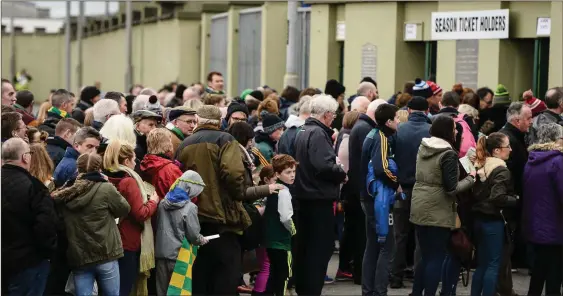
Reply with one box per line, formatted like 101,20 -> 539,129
411,78 -> 433,99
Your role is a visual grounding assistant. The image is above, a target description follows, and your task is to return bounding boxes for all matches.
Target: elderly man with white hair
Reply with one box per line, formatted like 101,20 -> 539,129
351,96 -> 371,114
91,99 -> 121,131
357,81 -> 379,101
293,95 -> 348,295
2,138 -> 58,296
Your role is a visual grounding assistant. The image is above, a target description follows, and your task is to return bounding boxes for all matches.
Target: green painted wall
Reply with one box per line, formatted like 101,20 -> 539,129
549,1 -> 563,87
200,13 -> 213,83
260,2 -> 288,93
308,4 -> 339,90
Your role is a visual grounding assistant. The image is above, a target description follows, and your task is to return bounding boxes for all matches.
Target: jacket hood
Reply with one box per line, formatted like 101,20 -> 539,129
476,157 -> 506,181
255,130 -> 276,146
285,114 -> 305,128
161,197 -> 189,210
408,111 -> 432,123
305,117 -> 334,137
52,173 -> 107,211
527,143 -> 563,166
358,113 -> 377,128
140,154 -> 175,174
46,136 -> 71,150
418,137 -> 452,159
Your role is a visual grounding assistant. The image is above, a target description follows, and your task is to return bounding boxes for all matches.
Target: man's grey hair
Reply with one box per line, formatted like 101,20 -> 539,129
139,88 -> 157,96
535,123 -> 563,144
357,82 -> 376,96
310,94 -> 339,116
297,96 -> 313,115
506,102 -> 526,122
93,99 -> 120,123
2,137 -> 27,162
51,89 -> 73,108
74,127 -> 101,145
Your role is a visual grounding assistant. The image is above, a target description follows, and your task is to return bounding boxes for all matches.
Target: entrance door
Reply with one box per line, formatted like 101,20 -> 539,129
425,41 -> 437,82
532,38 -> 550,99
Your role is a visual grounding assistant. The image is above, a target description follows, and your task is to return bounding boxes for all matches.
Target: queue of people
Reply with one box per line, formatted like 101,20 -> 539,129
1,74 -> 562,296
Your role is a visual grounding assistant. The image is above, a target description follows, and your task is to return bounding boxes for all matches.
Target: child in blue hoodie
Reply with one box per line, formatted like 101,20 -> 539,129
154,170 -> 208,296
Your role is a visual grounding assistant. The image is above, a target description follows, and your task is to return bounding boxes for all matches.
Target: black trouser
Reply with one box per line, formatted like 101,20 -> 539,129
528,244 -> 563,296
294,199 -> 335,296
339,197 -> 365,284
192,230 -> 241,296
390,188 -> 413,283
265,248 -> 292,296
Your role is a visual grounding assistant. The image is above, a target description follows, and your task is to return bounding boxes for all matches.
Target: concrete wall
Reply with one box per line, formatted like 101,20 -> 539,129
260,2 -> 288,93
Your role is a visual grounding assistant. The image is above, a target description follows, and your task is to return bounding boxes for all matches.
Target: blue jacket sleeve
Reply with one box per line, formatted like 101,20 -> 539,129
370,130 -> 399,190
374,159 -> 398,242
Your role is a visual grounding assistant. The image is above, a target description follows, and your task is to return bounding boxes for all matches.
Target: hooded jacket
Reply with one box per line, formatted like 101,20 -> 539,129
472,157 -> 518,220
349,114 -> 377,199
255,131 -> 276,163
528,110 -> 563,144
1,164 -> 58,277
175,124 -> 251,233
522,143 -> 563,245
394,112 -> 431,188
410,137 -> 474,228
277,114 -> 305,157
52,173 -> 130,268
140,154 -> 183,200
105,170 -> 158,251
360,126 -> 399,200
46,136 -> 72,167
293,118 -> 347,201
53,147 -> 80,188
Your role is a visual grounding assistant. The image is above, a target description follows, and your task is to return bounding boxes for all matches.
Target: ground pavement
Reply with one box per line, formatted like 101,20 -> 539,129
290,254 -> 531,295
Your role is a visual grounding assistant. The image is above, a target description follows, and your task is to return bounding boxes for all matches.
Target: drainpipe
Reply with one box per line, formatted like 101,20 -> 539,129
283,0 -> 299,89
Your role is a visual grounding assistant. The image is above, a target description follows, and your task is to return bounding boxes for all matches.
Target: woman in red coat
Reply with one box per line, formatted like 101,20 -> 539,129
140,128 -> 183,200
103,140 -> 159,296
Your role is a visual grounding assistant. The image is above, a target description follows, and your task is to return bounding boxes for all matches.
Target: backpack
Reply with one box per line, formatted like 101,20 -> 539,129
454,114 -> 476,158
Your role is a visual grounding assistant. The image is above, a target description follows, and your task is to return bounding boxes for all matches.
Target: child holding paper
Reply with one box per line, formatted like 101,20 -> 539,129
154,170 -> 209,296
263,155 -> 298,296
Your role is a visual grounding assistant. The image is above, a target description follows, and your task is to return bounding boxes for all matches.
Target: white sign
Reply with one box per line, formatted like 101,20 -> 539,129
431,9 -> 509,40
536,17 -> 551,36
405,23 -> 417,40
336,21 -> 346,41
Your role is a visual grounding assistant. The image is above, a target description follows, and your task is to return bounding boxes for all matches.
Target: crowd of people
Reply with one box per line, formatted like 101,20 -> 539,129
1,72 -> 562,296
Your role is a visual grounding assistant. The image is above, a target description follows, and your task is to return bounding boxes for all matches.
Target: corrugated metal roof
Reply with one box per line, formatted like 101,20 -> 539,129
1,18 -> 64,33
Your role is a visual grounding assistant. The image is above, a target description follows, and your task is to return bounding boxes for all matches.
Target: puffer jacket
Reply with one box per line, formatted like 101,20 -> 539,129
410,137 -> 474,228
140,154 -> 182,200
528,110 -> 563,144
52,173 -> 130,268
53,147 -> 80,188
522,143 -> 563,245
472,157 -> 518,220
175,124 -> 251,233
366,158 -> 398,242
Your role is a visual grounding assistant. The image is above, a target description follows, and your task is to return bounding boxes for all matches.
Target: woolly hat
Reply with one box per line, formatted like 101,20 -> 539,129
241,89 -> 253,101
168,106 -> 197,122
524,96 -> 547,117
247,90 -> 264,102
407,96 -> 429,111
80,86 -> 101,104
427,81 -> 443,96
262,114 -> 284,134
324,79 -> 346,99
197,105 -> 222,121
145,94 -> 162,115
412,78 -> 433,99
226,102 -> 249,122
493,84 -> 511,105
170,170 -> 206,199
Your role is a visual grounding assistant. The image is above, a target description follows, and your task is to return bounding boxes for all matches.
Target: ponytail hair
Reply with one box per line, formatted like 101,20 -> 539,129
475,132 -> 507,166
102,139 -> 135,170
77,153 -> 102,174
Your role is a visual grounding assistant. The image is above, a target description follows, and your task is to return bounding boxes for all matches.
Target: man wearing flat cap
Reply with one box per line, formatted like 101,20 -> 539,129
166,106 -> 198,154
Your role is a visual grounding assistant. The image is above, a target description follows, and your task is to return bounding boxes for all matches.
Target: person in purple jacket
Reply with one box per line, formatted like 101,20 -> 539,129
522,122 -> 563,296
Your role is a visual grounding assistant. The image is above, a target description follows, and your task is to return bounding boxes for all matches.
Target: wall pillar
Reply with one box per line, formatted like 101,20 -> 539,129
226,6 -> 240,97
549,1 -> 563,87
178,18 -> 202,85
309,4 -> 339,91
200,12 -> 212,83
260,2 -> 288,92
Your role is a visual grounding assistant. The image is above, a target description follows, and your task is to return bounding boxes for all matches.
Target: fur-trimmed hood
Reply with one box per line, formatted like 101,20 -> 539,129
527,142 -> 563,167
476,157 -> 507,181
52,172 -> 107,211
528,142 -> 563,152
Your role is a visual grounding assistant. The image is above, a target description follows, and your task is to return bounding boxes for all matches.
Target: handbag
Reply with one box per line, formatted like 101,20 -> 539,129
449,227 -> 474,287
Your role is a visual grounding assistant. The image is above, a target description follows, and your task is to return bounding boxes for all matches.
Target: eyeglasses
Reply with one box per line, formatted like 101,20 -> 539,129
176,119 -> 197,125
499,144 -> 511,149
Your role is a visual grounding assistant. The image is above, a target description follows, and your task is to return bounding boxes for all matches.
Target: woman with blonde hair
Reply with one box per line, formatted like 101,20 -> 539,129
140,128 -> 182,200
103,140 -> 160,296
29,143 -> 55,191
52,153 -> 130,296
99,114 -> 137,147
83,108 -> 94,127
37,101 -> 51,125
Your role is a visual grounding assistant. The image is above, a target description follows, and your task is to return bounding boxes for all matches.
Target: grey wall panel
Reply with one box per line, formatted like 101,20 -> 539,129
238,9 -> 262,94
296,9 -> 310,90
209,14 -> 228,89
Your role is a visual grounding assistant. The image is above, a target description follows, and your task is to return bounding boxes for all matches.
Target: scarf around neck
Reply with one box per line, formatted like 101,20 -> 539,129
166,122 -> 185,141
48,106 -> 69,118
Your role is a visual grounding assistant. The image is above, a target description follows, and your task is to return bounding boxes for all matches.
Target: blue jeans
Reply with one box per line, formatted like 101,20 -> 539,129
74,260 -> 120,296
6,260 -> 50,296
441,253 -> 461,296
412,225 -> 450,296
471,219 -> 504,296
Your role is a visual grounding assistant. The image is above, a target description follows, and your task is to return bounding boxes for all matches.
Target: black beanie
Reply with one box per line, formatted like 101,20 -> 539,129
249,90 -> 264,101
361,77 -> 377,88
262,114 -> 284,134
324,79 -> 345,100
226,102 -> 249,122
80,86 -> 101,104
175,84 -> 187,99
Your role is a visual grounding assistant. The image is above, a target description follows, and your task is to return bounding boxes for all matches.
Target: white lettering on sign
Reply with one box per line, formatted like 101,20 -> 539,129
405,23 -> 417,40
431,9 -> 509,40
536,17 -> 551,36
